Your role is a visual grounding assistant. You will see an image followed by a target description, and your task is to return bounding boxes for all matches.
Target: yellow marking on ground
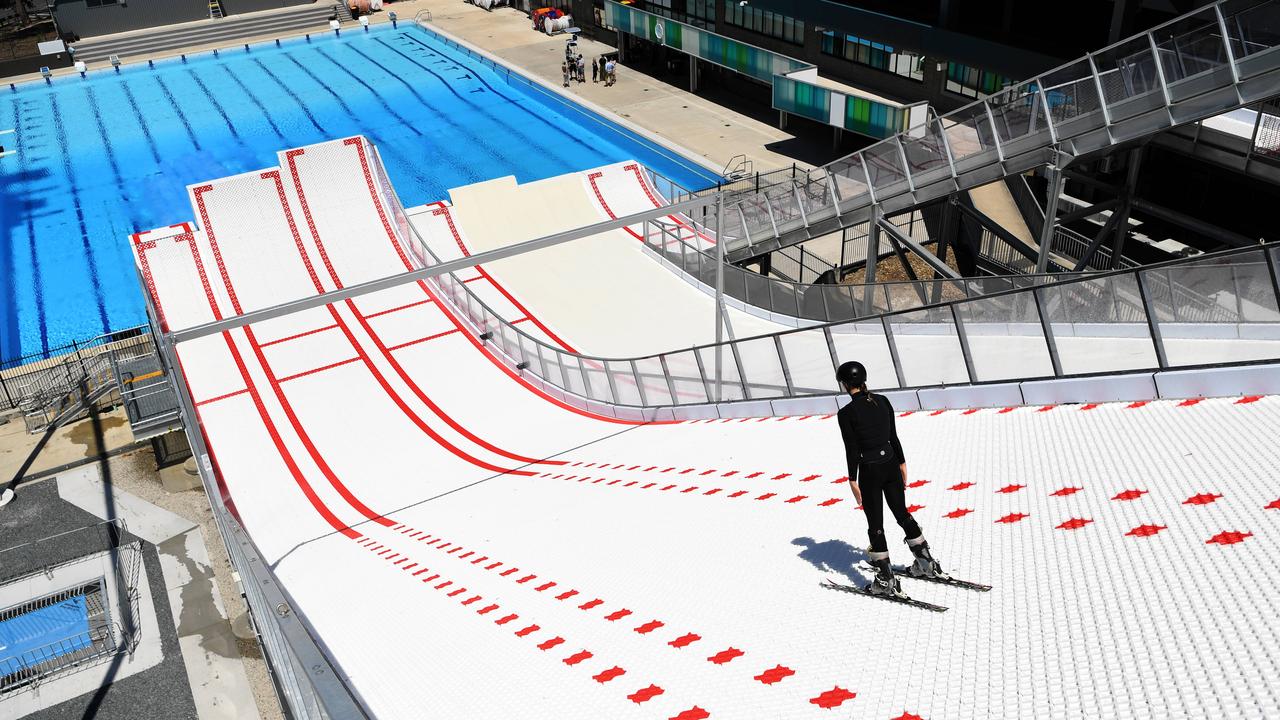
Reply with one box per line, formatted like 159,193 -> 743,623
123,370 -> 163,385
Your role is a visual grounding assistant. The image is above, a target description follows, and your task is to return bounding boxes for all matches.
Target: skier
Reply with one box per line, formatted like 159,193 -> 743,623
835,361 -> 944,597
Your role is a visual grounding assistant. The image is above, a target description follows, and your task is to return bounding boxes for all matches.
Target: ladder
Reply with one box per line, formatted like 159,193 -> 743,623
209,0 -> 224,19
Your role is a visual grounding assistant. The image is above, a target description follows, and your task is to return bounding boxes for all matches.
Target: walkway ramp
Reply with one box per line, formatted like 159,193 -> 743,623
134,138 -> 1280,720
714,0 -> 1280,264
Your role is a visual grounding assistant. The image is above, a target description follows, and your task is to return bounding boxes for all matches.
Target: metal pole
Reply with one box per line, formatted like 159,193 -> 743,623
863,205 -> 882,314
1032,286 -> 1064,377
1037,163 -> 1063,274
1135,270 -> 1170,369
950,304 -> 978,383
714,194 -> 726,402
880,315 -> 908,389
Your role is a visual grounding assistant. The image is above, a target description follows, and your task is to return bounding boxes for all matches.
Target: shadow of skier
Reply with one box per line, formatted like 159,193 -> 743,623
792,537 -> 871,585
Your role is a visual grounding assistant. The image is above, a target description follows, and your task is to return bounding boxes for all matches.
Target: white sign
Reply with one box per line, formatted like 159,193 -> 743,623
37,39 -> 66,56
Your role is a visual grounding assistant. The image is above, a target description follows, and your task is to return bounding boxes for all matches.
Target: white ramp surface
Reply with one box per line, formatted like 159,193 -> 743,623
134,137 -> 1280,720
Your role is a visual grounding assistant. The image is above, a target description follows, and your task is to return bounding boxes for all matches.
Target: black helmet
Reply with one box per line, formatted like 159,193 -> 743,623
836,361 -> 867,390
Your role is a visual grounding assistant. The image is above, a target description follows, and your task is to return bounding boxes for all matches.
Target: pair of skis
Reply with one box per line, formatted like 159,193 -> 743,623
821,563 -> 991,612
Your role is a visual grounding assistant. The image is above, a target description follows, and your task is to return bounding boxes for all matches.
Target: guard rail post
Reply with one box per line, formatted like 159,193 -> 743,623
1135,269 -> 1170,369
713,193 -> 726,402
1032,286 -> 1064,377
950,304 -> 978,383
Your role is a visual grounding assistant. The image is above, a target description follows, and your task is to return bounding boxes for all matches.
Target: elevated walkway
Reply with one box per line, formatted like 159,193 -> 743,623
133,135 -> 1280,720
714,0 -> 1280,265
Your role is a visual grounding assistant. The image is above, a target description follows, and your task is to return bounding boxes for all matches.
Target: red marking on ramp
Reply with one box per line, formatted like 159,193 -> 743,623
1183,493 -> 1222,505
944,508 -> 973,519
1126,524 -> 1166,538
1126,401 -> 1149,409
996,513 -> 1028,523
809,687 -> 856,709
670,707 -> 710,720
628,685 -> 664,703
949,482 -> 974,491
907,479 -> 929,488
1267,499 -> 1280,511
1112,489 -> 1147,501
707,648 -> 743,664
1051,486 -> 1081,496
563,651 -> 593,666
996,484 -> 1025,494
1237,395 -> 1263,404
1207,531 -> 1252,545
669,633 -> 700,648
785,495 -> 808,503
1057,518 -> 1092,530
634,620 -> 664,634
819,498 -> 843,507
1178,398 -> 1204,407
906,504 -> 924,513
579,599 -> 604,610
515,624 -> 540,637
537,637 -> 564,651
605,609 -> 633,621
755,665 -> 795,685
593,667 -> 625,683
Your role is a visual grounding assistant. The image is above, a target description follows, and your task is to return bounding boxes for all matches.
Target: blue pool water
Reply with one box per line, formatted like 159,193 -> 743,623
0,24 -> 720,364
0,596 -> 91,674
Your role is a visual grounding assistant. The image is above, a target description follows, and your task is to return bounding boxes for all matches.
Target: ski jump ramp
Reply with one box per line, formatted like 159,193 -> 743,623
134,137 -> 1280,719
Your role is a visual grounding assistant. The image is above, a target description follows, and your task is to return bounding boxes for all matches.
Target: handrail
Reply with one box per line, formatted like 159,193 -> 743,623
722,0 -> 1280,262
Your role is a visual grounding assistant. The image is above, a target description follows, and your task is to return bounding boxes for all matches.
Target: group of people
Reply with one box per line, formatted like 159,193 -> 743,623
562,47 -> 617,87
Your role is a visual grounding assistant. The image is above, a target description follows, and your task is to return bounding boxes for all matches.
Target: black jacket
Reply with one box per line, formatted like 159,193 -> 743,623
836,391 -> 905,483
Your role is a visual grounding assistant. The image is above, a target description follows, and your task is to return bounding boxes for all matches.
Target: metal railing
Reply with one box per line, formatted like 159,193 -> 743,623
344,136 -> 1280,408
716,0 -> 1280,264
0,520 -> 143,696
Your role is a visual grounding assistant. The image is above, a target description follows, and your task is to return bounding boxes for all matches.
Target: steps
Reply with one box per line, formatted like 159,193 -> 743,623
70,3 -> 340,64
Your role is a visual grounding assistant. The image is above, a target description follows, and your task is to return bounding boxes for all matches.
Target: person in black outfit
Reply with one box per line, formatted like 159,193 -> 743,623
835,361 -> 944,596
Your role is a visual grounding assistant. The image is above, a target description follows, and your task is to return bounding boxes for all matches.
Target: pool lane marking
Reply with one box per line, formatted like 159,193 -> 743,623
396,29 -> 718,185
249,58 -> 326,136
309,47 -> 425,139
9,101 -> 49,355
48,95 -> 112,340
339,138 -> 654,426
185,70 -> 244,141
152,75 -> 203,152
283,147 -> 556,467
135,229 -> 361,538
222,70 -> 287,141
374,34 -> 595,169
119,83 -> 162,165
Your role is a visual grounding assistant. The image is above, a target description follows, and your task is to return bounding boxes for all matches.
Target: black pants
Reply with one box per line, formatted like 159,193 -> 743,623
859,461 -> 921,552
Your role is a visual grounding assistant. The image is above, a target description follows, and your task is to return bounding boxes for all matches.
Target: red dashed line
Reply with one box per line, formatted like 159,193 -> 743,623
563,650 -> 593,666
593,667 -> 626,683
537,637 -> 564,651
628,685 -> 664,703
1057,518 -> 1092,530
757,492 -> 777,501
670,707 -> 710,720
1126,524 -> 1166,537
1112,489 -> 1147,501
819,498 -> 843,507
996,484 -> 1025,494
755,665 -> 795,685
945,508 -> 973,519
1184,493 -> 1222,505
1207,530 -> 1252,545
1178,397 -> 1204,407
1051,486 -> 1082,496
1126,401 -> 1149,409
605,609 -> 633,621
579,599 -> 604,610
906,479 -> 929,488
949,482 -> 974,491
809,687 -> 857,709
1237,395 -> 1263,404
995,513 -> 1029,524
708,648 -> 744,664
634,620 -> 664,634
669,633 -> 701,648
514,624 -> 540,637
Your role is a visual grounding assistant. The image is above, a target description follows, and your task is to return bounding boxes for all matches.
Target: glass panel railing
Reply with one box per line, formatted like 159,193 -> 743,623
697,346 -> 746,401
829,322 -> 900,391
888,307 -> 970,387
778,329 -> 838,395
957,293 -> 1055,382
608,359 -> 644,406
1040,273 -> 1158,374
634,356 -> 673,406
736,336 -> 789,399
664,349 -> 709,404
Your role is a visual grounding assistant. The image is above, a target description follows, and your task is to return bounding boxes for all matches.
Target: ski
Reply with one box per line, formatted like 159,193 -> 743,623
860,563 -> 992,592
820,580 -> 948,612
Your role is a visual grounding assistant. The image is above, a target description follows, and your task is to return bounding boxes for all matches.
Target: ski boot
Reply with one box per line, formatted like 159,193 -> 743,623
905,535 -> 946,579
866,550 -> 905,598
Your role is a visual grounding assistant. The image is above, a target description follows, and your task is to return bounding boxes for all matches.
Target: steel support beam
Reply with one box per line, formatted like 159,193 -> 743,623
954,200 -> 1041,266
1129,197 -> 1257,248
1054,197 -> 1122,226
876,216 -> 962,280
1109,147 -> 1144,268
1037,163 -> 1064,273
1071,211 -> 1125,272
862,205 -> 882,314
170,193 -> 721,344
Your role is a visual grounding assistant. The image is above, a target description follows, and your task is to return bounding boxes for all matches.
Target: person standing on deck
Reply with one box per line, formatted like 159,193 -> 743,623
834,361 -> 946,597
562,61 -> 570,87
592,56 -> 599,83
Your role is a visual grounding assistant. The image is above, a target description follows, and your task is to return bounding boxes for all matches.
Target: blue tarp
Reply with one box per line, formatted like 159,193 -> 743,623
0,596 -> 92,675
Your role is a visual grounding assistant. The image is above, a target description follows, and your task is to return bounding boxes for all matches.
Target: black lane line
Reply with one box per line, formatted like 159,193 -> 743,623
224,70 -> 287,142
120,83 -> 163,165
186,69 -> 244,142
250,58 -> 326,136
154,75 -> 204,152
51,96 -> 111,336
309,47 -> 423,138
7,102 -> 48,355
280,54 -> 389,147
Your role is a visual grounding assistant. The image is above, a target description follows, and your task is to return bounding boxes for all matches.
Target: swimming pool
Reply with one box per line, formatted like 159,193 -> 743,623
0,23 -> 721,365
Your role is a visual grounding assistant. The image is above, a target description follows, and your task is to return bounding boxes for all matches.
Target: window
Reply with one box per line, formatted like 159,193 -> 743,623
642,0 -> 713,30
85,0 -> 119,6
945,62 -> 1010,99
722,0 -> 803,45
819,29 -> 923,82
